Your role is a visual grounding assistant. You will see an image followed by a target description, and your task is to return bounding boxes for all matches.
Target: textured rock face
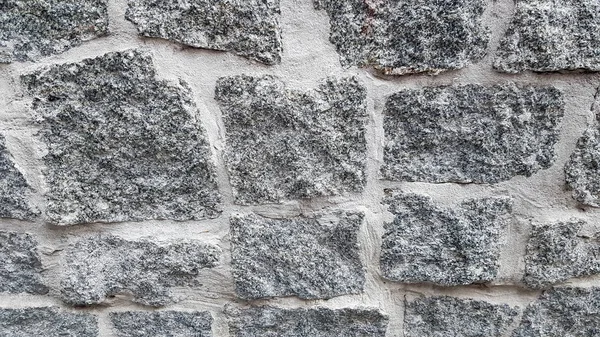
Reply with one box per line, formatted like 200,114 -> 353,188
215,75 -> 367,204
0,0 -> 109,63
524,221 -> 600,288
126,0 -> 282,64
382,84 -> 564,183
230,212 -> 365,300
111,311 -> 212,337
0,307 -> 98,337
513,287 -> 600,337
0,231 -> 47,294
21,50 -> 220,225
60,234 -> 219,306
227,306 -> 388,337
495,0 -> 600,73
315,0 -> 489,75
565,127 -> 600,207
380,193 -> 512,286
0,135 -> 36,220
404,296 -> 518,337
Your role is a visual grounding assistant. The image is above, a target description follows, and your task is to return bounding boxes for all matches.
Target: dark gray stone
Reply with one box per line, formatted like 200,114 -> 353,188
0,0 -> 109,63
230,212 -> 365,300
0,135 -> 37,220
21,50 -> 221,225
380,192 -> 512,286
565,127 -> 600,207
495,0 -> 600,73
382,84 -> 564,183
0,231 -> 47,294
513,287 -> 600,337
60,234 -> 219,306
404,296 -> 518,337
227,306 -> 388,337
0,307 -> 98,337
111,311 -> 212,337
126,0 -> 281,64
215,75 -> 367,204
315,0 -> 489,75
524,220 -> 600,288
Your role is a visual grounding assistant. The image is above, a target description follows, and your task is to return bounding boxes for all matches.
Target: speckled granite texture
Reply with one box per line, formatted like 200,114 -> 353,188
111,311 -> 213,337
0,135 -> 37,220
565,123 -> 600,206
0,307 -> 98,337
0,231 -> 47,294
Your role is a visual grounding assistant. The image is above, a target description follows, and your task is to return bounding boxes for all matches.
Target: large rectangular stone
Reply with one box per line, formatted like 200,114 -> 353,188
0,231 -> 47,294
0,307 -> 97,337
111,311 -> 212,337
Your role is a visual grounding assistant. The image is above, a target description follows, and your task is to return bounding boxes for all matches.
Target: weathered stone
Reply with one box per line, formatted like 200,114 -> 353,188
382,84 -> 564,183
0,231 -> 47,294
0,307 -> 98,337
0,0 -> 108,63
315,0 -> 489,75
565,127 -> 600,207
513,287 -> 600,337
126,0 -> 281,65
380,192 -> 512,286
495,0 -> 600,73
21,50 -> 220,225
227,306 -> 388,337
524,220 -> 600,288
111,311 -> 212,337
230,212 -> 364,300
215,75 -> 367,204
0,135 -> 37,220
404,296 -> 518,337
60,234 -> 219,306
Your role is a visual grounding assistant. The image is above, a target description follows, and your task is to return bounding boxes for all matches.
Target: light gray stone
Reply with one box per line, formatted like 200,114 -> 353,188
565,127 -> 600,207
0,307 -> 98,337
0,0 -> 108,63
0,231 -> 47,294
21,49 -> 221,225
60,234 -> 219,306
380,192 -> 512,286
382,84 -> 564,183
111,311 -> 212,337
0,134 -> 37,220
230,212 -> 365,300
126,0 -> 282,64
215,75 -> 367,204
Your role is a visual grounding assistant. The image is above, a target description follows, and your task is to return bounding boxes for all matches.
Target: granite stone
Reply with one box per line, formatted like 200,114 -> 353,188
21,50 -> 220,225
111,311 -> 212,337
0,307 -> 98,337
126,0 -> 282,64
380,192 -> 512,286
230,212 -> 365,300
0,231 -> 47,294
0,0 -> 108,63
565,127 -> 600,207
0,134 -> 37,220
382,84 -> 564,183
315,0 -> 489,75
60,234 -> 219,306
215,75 -> 367,204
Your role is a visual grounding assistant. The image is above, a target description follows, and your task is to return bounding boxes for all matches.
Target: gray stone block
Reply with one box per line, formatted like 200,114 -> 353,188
60,234 -> 219,306
227,306 -> 388,337
565,127 -> 600,207
111,311 -> 212,337
21,50 -> 221,225
382,84 -> 564,183
404,296 -> 518,337
0,0 -> 108,63
380,192 -> 512,286
0,135 -> 37,220
126,0 -> 282,64
0,231 -> 47,294
495,0 -> 600,73
215,75 -> 367,204
0,307 -> 98,337
230,212 -> 365,300
315,0 -> 489,75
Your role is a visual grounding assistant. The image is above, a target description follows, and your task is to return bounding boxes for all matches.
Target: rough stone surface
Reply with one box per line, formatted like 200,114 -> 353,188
126,0 -> 282,65
380,192 -> 512,286
21,49 -> 221,225
227,306 -> 388,337
60,234 -> 219,306
111,311 -> 212,337
0,135 -> 37,220
0,307 -> 98,337
513,287 -> 600,337
565,127 -> 600,207
404,296 -> 518,337
0,231 -> 47,294
0,0 -> 109,63
314,0 -> 489,75
230,212 -> 365,300
382,84 -> 564,183
524,220 -> 600,288
495,0 -> 600,73
215,75 -> 367,204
